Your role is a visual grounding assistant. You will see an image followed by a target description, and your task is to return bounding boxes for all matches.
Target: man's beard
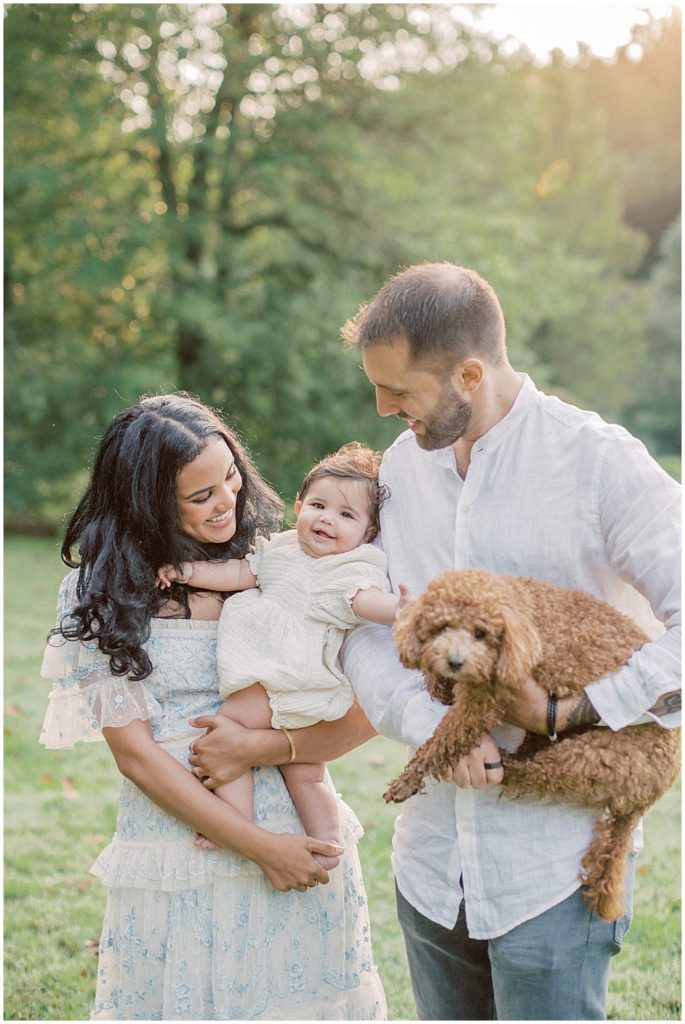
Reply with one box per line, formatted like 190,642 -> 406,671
414,383 -> 472,450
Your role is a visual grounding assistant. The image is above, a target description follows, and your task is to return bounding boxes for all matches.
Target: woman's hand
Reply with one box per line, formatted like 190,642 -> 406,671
254,833 -> 344,891
189,714 -> 268,787
436,733 -> 504,789
189,702 -> 376,786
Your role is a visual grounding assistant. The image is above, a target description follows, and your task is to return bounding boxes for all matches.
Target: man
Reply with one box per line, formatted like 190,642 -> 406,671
339,262 -> 680,1020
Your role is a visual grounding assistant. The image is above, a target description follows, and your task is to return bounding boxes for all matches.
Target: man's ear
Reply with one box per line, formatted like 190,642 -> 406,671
294,499 -> 302,516
453,358 -> 484,394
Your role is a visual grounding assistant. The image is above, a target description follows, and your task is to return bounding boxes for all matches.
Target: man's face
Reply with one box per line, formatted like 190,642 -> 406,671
362,337 -> 472,450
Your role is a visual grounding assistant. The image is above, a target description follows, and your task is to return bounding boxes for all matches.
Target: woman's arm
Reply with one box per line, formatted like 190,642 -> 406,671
102,718 -> 339,889
189,701 -> 376,788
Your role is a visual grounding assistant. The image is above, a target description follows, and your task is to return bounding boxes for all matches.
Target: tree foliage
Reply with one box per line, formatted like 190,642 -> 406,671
4,4 -> 680,531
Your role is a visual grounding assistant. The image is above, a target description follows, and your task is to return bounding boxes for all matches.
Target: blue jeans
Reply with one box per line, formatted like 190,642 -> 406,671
396,857 -> 635,1021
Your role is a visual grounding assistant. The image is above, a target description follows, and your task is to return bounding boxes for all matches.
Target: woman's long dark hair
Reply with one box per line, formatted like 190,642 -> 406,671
56,393 -> 284,680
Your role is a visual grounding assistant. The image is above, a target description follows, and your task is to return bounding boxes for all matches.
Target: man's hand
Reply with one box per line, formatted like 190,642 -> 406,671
188,715 -> 280,788
437,733 -> 504,789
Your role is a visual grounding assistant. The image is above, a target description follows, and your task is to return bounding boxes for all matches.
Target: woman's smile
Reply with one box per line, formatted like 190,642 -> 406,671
207,508 -> 233,526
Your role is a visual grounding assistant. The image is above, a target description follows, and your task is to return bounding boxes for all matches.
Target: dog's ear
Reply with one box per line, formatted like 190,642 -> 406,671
393,598 -> 426,668
497,602 -> 542,687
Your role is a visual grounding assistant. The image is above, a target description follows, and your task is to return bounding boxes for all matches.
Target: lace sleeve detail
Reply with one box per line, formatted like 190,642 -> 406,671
39,572 -> 161,749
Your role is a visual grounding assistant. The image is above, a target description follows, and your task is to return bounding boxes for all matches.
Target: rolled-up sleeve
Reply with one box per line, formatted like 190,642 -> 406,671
587,436 -> 681,730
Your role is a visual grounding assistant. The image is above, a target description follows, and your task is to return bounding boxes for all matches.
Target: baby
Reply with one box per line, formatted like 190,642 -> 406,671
158,442 -> 407,866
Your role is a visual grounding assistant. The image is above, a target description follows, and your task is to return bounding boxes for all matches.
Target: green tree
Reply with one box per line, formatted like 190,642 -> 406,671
5,4 -> 672,530
582,9 -> 681,273
622,217 -> 681,454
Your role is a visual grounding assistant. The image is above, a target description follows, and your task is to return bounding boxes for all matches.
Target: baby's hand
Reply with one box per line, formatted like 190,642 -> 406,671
395,582 -> 414,618
156,562 -> 193,589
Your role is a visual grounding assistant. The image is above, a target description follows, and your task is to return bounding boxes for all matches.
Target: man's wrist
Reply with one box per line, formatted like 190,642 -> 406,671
557,693 -> 601,732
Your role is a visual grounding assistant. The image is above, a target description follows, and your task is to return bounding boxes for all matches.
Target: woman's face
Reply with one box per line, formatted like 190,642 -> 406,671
176,436 -> 243,545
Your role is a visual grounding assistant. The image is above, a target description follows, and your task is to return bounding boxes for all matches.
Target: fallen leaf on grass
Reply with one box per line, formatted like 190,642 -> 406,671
76,878 -> 93,891
39,772 -> 54,785
83,940 -> 100,956
62,778 -> 80,801
4,704 -> 21,716
4,727 -> 14,737
83,833 -> 107,845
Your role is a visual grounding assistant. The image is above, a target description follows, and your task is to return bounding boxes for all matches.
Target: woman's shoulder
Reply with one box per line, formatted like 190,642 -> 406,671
56,568 -> 80,609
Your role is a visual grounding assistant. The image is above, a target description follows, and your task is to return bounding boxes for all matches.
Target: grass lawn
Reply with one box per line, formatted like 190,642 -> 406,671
4,536 -> 681,1020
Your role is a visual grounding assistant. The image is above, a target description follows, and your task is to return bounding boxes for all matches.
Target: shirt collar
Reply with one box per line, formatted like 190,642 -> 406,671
434,373 -> 537,468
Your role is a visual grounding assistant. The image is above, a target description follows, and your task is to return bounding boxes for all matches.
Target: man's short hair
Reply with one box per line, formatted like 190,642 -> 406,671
341,262 -> 506,367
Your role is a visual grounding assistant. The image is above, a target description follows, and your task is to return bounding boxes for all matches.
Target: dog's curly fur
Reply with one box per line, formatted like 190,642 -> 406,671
385,568 -> 681,921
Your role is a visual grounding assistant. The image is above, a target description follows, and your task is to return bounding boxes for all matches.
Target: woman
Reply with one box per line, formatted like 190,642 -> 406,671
40,393 -> 387,1020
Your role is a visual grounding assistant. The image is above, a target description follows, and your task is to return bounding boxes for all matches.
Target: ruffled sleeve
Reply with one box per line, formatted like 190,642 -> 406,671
40,571 -> 162,749
308,544 -> 390,628
245,530 -> 296,580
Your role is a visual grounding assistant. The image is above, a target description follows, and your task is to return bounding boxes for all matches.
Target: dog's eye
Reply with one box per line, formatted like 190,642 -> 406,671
474,628 -> 486,640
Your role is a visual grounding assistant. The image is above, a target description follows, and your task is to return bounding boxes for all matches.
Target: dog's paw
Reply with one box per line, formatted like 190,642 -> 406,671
383,774 -> 424,803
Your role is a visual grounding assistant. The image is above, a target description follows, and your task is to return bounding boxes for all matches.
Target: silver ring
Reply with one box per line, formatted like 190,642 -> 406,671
189,743 -> 196,755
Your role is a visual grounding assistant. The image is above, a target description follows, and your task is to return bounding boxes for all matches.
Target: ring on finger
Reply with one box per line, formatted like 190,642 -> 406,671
483,760 -> 503,770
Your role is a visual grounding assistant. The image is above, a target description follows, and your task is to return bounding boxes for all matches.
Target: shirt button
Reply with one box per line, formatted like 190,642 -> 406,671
461,504 -> 470,513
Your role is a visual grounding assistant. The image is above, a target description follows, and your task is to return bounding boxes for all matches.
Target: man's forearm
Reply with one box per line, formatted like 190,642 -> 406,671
553,689 -> 681,734
648,690 -> 682,719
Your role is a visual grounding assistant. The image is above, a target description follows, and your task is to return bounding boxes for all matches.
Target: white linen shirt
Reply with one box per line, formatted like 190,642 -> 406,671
342,374 -> 681,939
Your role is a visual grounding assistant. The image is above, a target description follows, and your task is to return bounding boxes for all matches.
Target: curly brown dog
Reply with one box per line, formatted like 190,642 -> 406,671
384,568 -> 681,921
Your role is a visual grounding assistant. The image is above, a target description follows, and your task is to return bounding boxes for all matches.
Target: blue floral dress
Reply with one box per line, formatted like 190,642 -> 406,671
40,572 -> 387,1021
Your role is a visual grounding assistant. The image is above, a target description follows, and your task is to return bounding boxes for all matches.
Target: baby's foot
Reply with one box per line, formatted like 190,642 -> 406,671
194,831 -> 219,851
311,836 -> 342,871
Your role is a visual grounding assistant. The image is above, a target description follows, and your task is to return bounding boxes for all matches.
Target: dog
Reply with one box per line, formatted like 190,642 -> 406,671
384,568 -> 681,921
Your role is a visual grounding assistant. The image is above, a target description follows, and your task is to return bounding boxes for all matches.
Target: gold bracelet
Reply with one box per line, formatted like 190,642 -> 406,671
280,726 -> 297,764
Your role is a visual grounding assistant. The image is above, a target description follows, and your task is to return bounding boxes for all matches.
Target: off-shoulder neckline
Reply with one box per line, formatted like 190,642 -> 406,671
150,616 -> 219,633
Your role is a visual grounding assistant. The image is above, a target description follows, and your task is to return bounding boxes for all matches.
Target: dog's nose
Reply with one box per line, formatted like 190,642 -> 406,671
447,653 -> 464,671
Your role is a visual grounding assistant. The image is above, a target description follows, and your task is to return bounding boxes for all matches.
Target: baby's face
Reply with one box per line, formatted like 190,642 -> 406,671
294,476 -> 373,559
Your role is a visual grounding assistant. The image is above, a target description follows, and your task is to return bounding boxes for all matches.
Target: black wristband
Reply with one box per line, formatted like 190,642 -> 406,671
547,694 -> 558,741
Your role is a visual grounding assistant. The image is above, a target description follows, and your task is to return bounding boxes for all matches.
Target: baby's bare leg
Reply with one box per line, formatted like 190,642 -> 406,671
280,761 -> 341,870
195,684 -> 271,849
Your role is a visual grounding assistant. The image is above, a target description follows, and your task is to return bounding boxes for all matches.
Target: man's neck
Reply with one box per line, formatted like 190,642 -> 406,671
452,365 -> 523,477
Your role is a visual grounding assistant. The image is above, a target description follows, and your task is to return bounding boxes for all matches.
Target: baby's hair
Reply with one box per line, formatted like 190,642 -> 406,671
296,442 -> 389,541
